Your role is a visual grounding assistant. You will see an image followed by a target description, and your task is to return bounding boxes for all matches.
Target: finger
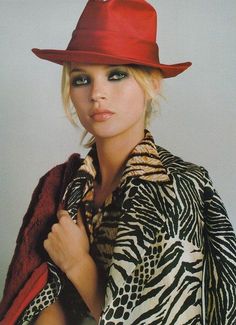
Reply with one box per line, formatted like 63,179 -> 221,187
57,209 -> 70,221
43,238 -> 50,252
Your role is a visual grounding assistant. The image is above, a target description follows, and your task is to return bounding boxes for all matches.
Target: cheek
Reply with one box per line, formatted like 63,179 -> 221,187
122,84 -> 146,115
69,89 -> 89,126
70,89 -> 78,108
70,88 -> 89,109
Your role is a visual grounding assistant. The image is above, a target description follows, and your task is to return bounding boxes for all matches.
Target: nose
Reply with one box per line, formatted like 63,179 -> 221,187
90,80 -> 107,102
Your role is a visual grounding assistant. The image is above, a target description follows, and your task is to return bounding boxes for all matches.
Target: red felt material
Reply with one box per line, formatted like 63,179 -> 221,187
32,0 -> 192,78
0,154 -> 82,322
0,264 -> 48,325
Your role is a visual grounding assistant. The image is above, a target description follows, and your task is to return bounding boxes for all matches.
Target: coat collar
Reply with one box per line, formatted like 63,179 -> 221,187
78,129 -> 170,185
63,129 -> 171,221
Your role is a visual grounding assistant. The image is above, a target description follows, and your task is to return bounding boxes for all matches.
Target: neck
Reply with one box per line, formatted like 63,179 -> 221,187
95,127 -> 145,190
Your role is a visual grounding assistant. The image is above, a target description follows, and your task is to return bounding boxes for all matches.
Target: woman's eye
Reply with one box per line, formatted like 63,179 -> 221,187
71,75 -> 89,87
108,71 -> 128,81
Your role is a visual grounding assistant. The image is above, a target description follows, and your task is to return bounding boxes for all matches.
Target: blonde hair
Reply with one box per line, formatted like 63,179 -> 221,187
61,62 -> 163,147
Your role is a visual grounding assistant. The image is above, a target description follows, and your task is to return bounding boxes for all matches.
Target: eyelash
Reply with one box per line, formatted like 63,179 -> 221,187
70,70 -> 128,87
71,75 -> 89,87
109,70 -> 128,81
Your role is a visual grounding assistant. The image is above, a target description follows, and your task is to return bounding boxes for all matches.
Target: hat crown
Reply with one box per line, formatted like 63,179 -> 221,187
71,0 -> 157,43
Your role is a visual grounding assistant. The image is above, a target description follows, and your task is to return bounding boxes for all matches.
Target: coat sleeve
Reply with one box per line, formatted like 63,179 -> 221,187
201,167 -> 236,324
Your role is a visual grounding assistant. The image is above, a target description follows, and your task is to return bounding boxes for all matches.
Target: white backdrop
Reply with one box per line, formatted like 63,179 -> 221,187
0,0 -> 235,302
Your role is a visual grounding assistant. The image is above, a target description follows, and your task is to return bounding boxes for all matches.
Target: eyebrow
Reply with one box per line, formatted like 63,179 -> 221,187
70,68 -> 86,74
70,65 -> 126,74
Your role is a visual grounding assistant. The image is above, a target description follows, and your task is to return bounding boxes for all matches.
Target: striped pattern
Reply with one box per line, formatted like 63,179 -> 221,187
66,130 -> 236,324
120,133 -> 170,184
17,130 -> 236,324
99,135 -> 236,324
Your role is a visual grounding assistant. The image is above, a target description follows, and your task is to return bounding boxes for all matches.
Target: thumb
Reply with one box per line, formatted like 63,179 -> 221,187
57,209 -> 70,221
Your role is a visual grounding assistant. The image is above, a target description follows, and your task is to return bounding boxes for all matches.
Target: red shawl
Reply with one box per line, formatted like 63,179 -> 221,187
0,154 -> 82,324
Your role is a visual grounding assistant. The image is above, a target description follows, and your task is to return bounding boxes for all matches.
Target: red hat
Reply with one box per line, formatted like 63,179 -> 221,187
32,0 -> 191,78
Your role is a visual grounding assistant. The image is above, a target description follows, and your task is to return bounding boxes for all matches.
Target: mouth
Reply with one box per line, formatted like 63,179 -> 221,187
90,109 -> 114,122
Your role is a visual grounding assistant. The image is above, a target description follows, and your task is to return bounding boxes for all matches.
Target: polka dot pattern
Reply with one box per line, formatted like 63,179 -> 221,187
100,239 -> 165,323
17,263 -> 62,324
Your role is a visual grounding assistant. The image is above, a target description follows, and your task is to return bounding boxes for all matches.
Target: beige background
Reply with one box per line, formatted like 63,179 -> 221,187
0,0 -> 235,308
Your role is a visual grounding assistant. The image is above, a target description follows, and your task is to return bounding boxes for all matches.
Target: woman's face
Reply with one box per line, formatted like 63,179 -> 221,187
69,64 -> 146,141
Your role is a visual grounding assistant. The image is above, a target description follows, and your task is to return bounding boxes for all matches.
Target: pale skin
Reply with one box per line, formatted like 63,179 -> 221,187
36,64 -> 158,324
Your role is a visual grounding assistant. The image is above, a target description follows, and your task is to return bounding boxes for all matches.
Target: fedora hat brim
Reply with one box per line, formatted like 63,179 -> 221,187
32,48 -> 191,79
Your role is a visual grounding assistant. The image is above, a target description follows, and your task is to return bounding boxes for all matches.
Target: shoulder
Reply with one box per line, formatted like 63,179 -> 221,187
22,153 -> 84,224
157,145 -> 210,186
157,145 -> 200,172
44,153 -> 83,176
156,145 -> 221,210
41,153 -> 83,186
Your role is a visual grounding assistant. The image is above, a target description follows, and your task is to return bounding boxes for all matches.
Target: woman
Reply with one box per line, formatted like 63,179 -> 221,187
0,0 -> 235,324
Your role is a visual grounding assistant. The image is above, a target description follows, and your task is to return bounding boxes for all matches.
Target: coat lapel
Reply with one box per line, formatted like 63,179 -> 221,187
62,149 -> 96,223
105,132 -> 178,306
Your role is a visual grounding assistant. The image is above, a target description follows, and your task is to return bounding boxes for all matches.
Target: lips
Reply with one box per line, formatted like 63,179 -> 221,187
90,109 -> 114,122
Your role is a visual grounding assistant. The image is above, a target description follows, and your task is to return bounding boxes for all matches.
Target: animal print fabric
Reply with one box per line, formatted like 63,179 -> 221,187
99,142 -> 236,324
17,263 -> 62,324
17,130 -> 236,324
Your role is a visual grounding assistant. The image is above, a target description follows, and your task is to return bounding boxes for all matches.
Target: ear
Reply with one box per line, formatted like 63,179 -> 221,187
151,76 -> 161,94
145,77 -> 161,105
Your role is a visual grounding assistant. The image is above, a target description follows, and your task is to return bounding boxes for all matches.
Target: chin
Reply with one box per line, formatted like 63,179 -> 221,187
93,129 -> 120,140
83,118 -> 145,142
87,125 -> 125,140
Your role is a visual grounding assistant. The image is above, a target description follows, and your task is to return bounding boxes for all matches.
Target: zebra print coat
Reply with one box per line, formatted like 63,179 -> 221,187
95,133 -> 236,324
0,131 -> 235,324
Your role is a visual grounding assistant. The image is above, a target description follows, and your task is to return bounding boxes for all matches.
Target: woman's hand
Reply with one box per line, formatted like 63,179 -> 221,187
44,209 -> 89,275
44,210 -> 104,322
